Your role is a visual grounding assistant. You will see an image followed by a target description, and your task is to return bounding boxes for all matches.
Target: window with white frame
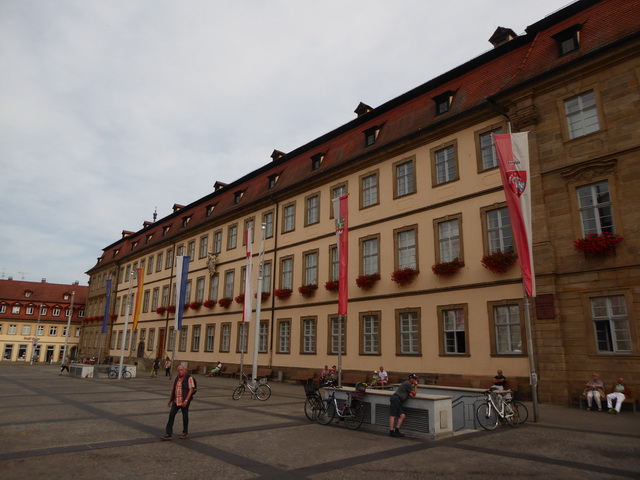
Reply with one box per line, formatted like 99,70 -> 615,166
165,248 -> 174,270
192,325 -> 200,352
329,245 -> 339,282
306,194 -> 320,226
283,204 -> 295,233
195,277 -> 205,303
259,321 -> 268,353
396,228 -> 417,270
361,172 -> 378,208
303,251 -> 318,286
591,295 -> 631,353
394,159 -> 415,197
277,319 -> 291,354
143,290 -> 150,313
330,184 -> 347,218
262,261 -> 272,293
227,225 -> 238,250
179,327 -> 188,351
199,235 -> 209,259
213,231 -> 222,254
210,273 -> 219,300
205,325 -> 215,352
26,306 -> 34,315
493,304 -> 522,354
162,286 -> 170,307
398,310 -> 420,355
434,144 -> 457,185
224,270 -> 235,299
361,237 -> 379,275
49,326 -> 58,336
8,324 -> 17,335
486,207 -> 513,253
479,127 -> 503,170
361,312 -> 380,355
148,328 -> 155,351
36,325 -> 44,336
188,240 -> 196,260
263,211 -> 274,239
577,181 -> 615,235
301,317 -> 316,354
152,288 -> 159,311
442,307 -> 466,354
437,218 -> 461,262
0,305 -> 5,314
329,316 -> 345,355
168,328 -> 175,351
12,306 -> 20,314
281,257 -> 293,290
565,90 -> 600,139
21,325 -> 31,335
156,253 -> 163,272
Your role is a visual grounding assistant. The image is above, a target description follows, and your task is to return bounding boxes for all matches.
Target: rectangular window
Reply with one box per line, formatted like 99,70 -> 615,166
147,256 -> 154,275
142,290 -> 150,313
283,204 -> 295,233
441,307 -> 467,354
162,286 -> 170,307
210,273 -> 219,300
478,127 -> 503,170
152,288 -> 160,311
188,241 -> 196,260
361,236 -> 379,275
53,307 -> 60,317
329,316 -> 345,355
263,211 -> 274,239
259,321 -> 269,353
237,322 -> 249,353
205,325 -> 215,352
49,326 -> 58,336
26,306 -> 34,315
397,309 -> 420,355
394,159 -> 415,197
485,207 -> 513,253
36,325 -> 44,335
577,181 -> 615,235
12,306 -> 20,314
280,257 -> 293,290
395,227 -> 417,270
199,235 -> 209,259
330,183 -> 347,218
148,329 -> 155,351
156,253 -> 163,272
227,224 -> 238,250
361,312 -> 380,355
213,231 -> 222,254
224,270 -> 235,299
8,324 -> 17,334
168,328 -> 175,351
591,295 -> 631,353
360,172 -> 379,208
277,319 -> 291,354
437,217 -> 461,263
192,325 -> 200,352
565,90 -> 600,139
220,323 -> 231,352
179,327 -> 188,351
195,277 -> 205,303
262,261 -> 272,293
305,194 -> 320,226
21,325 -> 31,335
434,144 -> 457,185
493,304 -> 523,354
329,245 -> 339,282
303,251 -> 318,286
301,317 -> 316,354
165,248 -> 174,269
176,245 -> 184,257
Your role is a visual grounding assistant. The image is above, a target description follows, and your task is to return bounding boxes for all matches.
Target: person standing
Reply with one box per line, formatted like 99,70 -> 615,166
389,373 -> 418,437
151,358 -> 160,378
161,365 -> 195,440
59,356 -> 70,375
607,377 -> 627,414
583,373 -> 605,411
164,356 -> 172,377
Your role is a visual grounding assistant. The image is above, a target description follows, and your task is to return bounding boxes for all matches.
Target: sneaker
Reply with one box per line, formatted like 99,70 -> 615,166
608,409 -> 615,414
161,435 -> 172,441
390,430 -> 401,437
394,429 -> 405,437
179,434 -> 189,439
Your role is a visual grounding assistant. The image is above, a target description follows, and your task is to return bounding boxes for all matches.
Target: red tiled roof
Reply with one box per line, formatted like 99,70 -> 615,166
0,279 -> 88,305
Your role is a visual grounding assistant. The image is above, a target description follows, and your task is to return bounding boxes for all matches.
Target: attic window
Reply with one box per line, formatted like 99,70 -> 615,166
182,216 -> 192,227
364,126 -> 380,147
268,174 -> 280,189
25,291 -> 32,298
162,226 -> 171,237
234,191 -> 244,204
552,24 -> 581,56
113,248 -> 120,257
205,204 -> 216,217
131,241 -> 139,250
311,153 -> 324,171
64,294 -> 70,300
146,234 -> 154,244
433,91 -> 454,115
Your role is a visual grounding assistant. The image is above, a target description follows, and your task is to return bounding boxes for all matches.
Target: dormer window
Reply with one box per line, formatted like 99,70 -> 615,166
162,226 -> 171,237
234,191 -> 244,204
552,24 -> 581,56
146,234 -> 154,244
113,248 -> 120,257
131,241 -> 139,250
24,290 -> 32,298
433,91 -> 454,115
364,126 -> 380,147
268,174 -> 280,189
182,216 -> 191,228
64,294 -> 70,300
311,153 -> 324,171
205,204 -> 216,217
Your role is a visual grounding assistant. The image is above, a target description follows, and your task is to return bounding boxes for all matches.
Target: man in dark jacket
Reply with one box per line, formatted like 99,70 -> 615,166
389,373 -> 418,437
161,365 -> 195,440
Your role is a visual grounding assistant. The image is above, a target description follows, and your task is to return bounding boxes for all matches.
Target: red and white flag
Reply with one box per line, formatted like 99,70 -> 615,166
332,194 -> 349,315
243,226 -> 253,322
494,132 -> 536,297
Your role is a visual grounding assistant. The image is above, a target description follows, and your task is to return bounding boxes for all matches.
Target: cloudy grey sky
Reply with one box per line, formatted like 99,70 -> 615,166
0,0 -> 570,286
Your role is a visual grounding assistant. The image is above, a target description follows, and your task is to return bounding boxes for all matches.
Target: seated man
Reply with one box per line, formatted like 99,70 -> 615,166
207,362 -> 222,377
491,369 -> 507,390
377,366 -> 388,387
607,377 -> 627,414
583,373 -> 605,411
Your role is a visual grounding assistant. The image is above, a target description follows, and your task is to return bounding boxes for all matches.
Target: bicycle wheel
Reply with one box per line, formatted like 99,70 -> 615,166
232,385 -> 245,400
255,384 -> 271,401
122,370 -> 132,379
504,402 -> 519,427
108,370 -> 117,379
344,402 -> 365,430
304,395 -> 322,421
476,403 -> 499,431
316,400 -> 335,425
513,401 -> 529,424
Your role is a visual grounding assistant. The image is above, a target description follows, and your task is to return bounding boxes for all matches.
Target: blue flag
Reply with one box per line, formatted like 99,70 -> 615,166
102,279 -> 112,334
174,256 -> 190,331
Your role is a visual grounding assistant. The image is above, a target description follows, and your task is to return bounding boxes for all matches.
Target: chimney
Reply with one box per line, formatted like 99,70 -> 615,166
42,278 -> 46,283
271,150 -> 285,162
172,204 -> 185,213
354,102 -> 373,117
214,181 -> 228,191
489,27 -> 518,48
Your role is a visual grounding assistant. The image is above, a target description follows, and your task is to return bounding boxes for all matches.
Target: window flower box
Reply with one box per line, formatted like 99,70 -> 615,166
155,306 -> 166,315
189,301 -> 202,310
167,305 -> 176,314
203,299 -> 216,308
324,280 -> 339,292
481,251 -> 518,274
391,267 -> 420,286
218,297 -> 232,308
298,284 -> 318,298
234,293 -> 245,304
254,291 -> 270,303
274,288 -> 293,300
574,232 -> 623,257
432,258 -> 464,277
356,272 -> 380,290
109,314 -> 118,321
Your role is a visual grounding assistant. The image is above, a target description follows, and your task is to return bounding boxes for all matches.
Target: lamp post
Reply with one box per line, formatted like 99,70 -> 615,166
61,291 -> 75,364
30,304 -> 44,365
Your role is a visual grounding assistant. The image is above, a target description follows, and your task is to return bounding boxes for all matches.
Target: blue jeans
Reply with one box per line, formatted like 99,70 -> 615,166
166,403 -> 189,436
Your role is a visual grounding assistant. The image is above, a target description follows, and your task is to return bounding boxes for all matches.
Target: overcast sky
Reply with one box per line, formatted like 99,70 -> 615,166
0,0 -> 571,286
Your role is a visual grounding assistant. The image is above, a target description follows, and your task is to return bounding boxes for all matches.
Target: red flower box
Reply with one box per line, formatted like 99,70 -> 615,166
274,288 -> 293,300
391,267 -> 419,286
234,294 -> 245,304
432,258 -> 464,277
203,299 -> 216,308
109,314 -> 118,321
324,280 -> 339,292
254,291 -> 271,303
574,232 -> 623,257
356,273 -> 380,290
156,306 -> 166,315
189,301 -> 202,310
481,251 -> 518,274
218,297 -> 232,308
298,284 -> 318,298
167,305 -> 176,314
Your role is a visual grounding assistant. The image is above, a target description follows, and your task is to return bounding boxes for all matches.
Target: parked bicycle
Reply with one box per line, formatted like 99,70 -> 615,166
316,383 -> 367,430
506,397 -> 529,424
108,365 -> 132,379
476,389 -> 519,430
304,383 -> 323,421
232,372 -> 272,401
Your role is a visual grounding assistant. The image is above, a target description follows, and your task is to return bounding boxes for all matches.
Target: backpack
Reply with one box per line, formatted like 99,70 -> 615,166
188,374 -> 198,397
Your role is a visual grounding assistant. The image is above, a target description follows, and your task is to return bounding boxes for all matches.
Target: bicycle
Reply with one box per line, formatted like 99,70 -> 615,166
108,365 -> 132,379
304,383 -> 323,421
506,398 -> 529,424
316,383 -> 366,430
476,389 -> 519,430
232,372 -> 271,401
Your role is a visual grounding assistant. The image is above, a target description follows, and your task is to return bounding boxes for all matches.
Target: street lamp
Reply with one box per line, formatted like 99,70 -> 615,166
61,291 -> 75,364
30,304 -> 44,365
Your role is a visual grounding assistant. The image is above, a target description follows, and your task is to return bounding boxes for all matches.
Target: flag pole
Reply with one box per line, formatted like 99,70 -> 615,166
524,291 -> 540,422
252,224 -> 266,385
118,272 -> 134,379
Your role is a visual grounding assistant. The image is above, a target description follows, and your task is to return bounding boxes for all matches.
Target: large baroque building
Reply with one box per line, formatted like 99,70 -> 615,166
85,0 -> 639,405
0,278 -> 86,363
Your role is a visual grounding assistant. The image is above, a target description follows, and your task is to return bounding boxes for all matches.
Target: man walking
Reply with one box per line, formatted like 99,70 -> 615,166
389,373 -> 418,437
161,365 -> 195,440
